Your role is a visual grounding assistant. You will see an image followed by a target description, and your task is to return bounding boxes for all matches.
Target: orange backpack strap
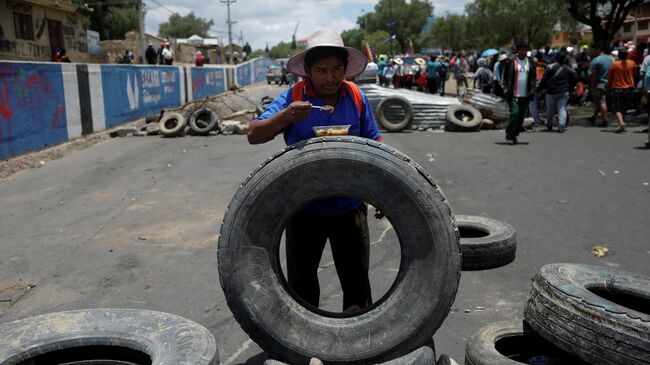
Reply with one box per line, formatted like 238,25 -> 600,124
343,81 -> 364,114
291,80 -> 306,103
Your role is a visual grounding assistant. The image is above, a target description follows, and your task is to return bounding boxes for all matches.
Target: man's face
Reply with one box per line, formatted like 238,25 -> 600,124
517,47 -> 528,58
591,47 -> 601,57
306,56 -> 346,97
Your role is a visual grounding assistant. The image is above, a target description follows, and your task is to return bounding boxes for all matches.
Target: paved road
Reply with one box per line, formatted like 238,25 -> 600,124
1,91 -> 649,363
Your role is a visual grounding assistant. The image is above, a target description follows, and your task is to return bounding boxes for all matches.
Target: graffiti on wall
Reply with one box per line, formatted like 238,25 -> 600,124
191,68 -> 225,100
0,63 -> 67,159
102,65 -> 182,128
236,63 -> 252,86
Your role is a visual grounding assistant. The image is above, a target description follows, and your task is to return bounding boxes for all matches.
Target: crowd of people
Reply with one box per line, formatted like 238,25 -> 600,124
371,39 -> 650,144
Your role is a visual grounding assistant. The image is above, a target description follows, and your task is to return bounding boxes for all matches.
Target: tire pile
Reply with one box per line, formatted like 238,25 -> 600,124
149,91 -> 268,138
465,263 -> 650,365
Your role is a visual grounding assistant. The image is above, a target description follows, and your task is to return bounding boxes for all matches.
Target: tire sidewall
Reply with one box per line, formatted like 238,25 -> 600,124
377,96 -> 414,132
446,105 -> 482,131
190,108 -> 220,135
159,112 -> 188,136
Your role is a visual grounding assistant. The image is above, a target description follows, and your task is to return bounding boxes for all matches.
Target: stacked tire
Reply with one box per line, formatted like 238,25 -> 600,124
465,264 -> 650,365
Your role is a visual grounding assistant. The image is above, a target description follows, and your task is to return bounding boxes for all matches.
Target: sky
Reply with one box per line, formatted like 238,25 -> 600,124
143,0 -> 471,50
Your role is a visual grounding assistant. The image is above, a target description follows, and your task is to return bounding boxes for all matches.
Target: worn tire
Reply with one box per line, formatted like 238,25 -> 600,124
190,108 -> 220,135
524,264 -> 650,365
465,320 -> 588,365
218,136 -> 461,364
456,215 -> 516,270
455,215 -> 516,271
159,112 -> 187,137
376,96 -> 414,132
445,105 -> 482,132
0,308 -> 218,365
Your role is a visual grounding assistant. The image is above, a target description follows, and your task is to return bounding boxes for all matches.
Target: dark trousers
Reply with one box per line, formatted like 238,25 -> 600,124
286,207 -> 371,311
507,96 -> 530,140
427,77 -> 438,94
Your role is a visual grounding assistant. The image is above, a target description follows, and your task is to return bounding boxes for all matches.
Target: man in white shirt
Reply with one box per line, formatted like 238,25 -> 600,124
502,40 -> 537,144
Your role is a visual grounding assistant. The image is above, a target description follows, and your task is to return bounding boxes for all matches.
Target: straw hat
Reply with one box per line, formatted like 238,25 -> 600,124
415,57 -> 426,65
287,29 -> 368,78
497,53 -> 507,62
393,57 -> 404,65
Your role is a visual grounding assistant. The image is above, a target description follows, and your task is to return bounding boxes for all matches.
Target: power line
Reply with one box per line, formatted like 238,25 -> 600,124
145,0 -> 176,15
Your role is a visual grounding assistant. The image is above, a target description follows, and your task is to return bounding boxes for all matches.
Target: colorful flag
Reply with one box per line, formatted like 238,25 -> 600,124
365,42 -> 375,62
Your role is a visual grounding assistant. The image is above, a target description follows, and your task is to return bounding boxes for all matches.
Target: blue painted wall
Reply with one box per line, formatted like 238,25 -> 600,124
253,58 -> 273,84
236,62 -> 252,87
0,63 -> 68,159
191,67 -> 226,100
100,65 -> 183,128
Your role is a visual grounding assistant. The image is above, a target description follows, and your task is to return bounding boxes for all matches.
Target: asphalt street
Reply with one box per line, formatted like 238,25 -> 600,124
0,86 -> 649,363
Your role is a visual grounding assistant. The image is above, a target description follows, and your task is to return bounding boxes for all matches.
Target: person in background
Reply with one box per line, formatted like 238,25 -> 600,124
472,58 -> 493,93
243,42 -> 252,61
502,40 -> 537,145
425,55 -> 440,94
51,48 -> 61,62
607,48 -> 637,133
539,51 -> 577,133
195,50 -> 205,67
57,49 -> 71,63
157,41 -> 165,65
161,42 -> 174,65
377,56 -> 387,85
438,56 -> 449,96
587,43 -> 613,127
145,42 -> 157,65
492,53 -> 507,97
454,53 -> 469,96
121,49 -> 134,64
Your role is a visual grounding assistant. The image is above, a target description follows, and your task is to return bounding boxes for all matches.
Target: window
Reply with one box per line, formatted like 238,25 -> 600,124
639,20 -> 649,30
14,12 -> 34,40
624,23 -> 632,33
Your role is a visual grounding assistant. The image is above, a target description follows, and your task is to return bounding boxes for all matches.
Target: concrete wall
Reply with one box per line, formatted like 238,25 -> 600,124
0,0 -> 89,62
0,57 -> 272,159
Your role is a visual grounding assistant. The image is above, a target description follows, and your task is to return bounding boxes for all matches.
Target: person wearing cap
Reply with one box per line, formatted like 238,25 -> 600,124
588,43 -> 613,127
248,29 -> 382,313
145,42 -> 157,65
161,42 -> 173,65
195,50 -> 205,67
472,58 -> 493,93
502,40 -> 537,144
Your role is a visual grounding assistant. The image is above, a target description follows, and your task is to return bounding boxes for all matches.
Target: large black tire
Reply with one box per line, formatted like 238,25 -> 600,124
465,320 -> 589,365
159,112 -> 187,137
0,309 -> 218,365
190,108 -> 220,135
376,96 -> 414,132
218,136 -> 461,364
445,105 -> 482,132
524,264 -> 650,365
455,215 -> 516,271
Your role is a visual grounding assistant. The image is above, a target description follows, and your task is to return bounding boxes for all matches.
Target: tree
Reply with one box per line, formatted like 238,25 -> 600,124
269,41 -> 304,59
341,28 -> 367,51
426,13 -> 468,51
359,0 -> 433,54
84,0 -> 140,40
568,0 -> 644,48
158,12 -> 214,38
465,0 -> 567,49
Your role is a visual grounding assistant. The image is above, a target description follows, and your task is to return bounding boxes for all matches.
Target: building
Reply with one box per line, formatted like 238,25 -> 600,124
0,0 -> 91,62
614,0 -> 650,44
551,25 -> 593,48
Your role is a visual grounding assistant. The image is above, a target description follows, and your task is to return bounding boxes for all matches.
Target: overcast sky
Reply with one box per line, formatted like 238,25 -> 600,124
144,0 -> 470,50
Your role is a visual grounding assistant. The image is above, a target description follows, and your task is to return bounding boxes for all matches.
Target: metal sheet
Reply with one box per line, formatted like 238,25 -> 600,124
462,88 -> 509,121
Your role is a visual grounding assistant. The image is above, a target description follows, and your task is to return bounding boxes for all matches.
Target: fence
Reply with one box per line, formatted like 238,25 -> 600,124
0,57 -> 273,159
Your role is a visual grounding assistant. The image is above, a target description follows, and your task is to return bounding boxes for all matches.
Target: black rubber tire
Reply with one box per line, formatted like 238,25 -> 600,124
445,105 -> 482,132
455,215 -> 516,271
376,96 -> 414,132
159,112 -> 187,137
190,108 -> 220,135
0,308 -> 218,365
524,264 -> 650,365
218,136 -> 461,364
436,354 -> 452,365
465,320 -> 589,365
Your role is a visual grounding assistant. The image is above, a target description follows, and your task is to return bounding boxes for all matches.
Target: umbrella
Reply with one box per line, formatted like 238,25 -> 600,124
481,48 -> 498,57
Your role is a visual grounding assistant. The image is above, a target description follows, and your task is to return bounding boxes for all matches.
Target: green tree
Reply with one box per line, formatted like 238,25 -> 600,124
465,0 -> 566,49
269,41 -> 304,59
360,0 -> 433,54
568,0 -> 644,48
341,28 -> 367,51
158,12 -> 214,38
426,13 -> 468,51
84,0 -> 140,40
365,30 -> 392,56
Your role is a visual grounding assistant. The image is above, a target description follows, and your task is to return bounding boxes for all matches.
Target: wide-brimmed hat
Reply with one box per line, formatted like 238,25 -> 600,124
415,57 -> 426,65
497,53 -> 507,62
393,57 -> 404,65
287,29 -> 368,78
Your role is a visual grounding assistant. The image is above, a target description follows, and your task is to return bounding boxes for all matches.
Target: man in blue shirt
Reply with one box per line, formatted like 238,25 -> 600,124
425,55 -> 441,94
248,29 -> 382,313
588,43 -> 613,127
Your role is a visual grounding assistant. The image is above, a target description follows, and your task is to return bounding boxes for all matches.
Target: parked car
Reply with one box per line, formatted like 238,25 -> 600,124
267,59 -> 296,85
355,62 -> 378,84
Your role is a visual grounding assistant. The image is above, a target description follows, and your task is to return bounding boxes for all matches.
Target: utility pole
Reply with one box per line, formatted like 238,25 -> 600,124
221,0 -> 236,65
388,0 -> 394,55
139,0 -> 145,63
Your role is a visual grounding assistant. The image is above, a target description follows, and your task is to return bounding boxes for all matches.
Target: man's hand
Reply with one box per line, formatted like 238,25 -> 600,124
283,101 -> 312,124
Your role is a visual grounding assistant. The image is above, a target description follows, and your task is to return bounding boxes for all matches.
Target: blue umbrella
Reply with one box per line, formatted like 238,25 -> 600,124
482,48 -> 499,57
